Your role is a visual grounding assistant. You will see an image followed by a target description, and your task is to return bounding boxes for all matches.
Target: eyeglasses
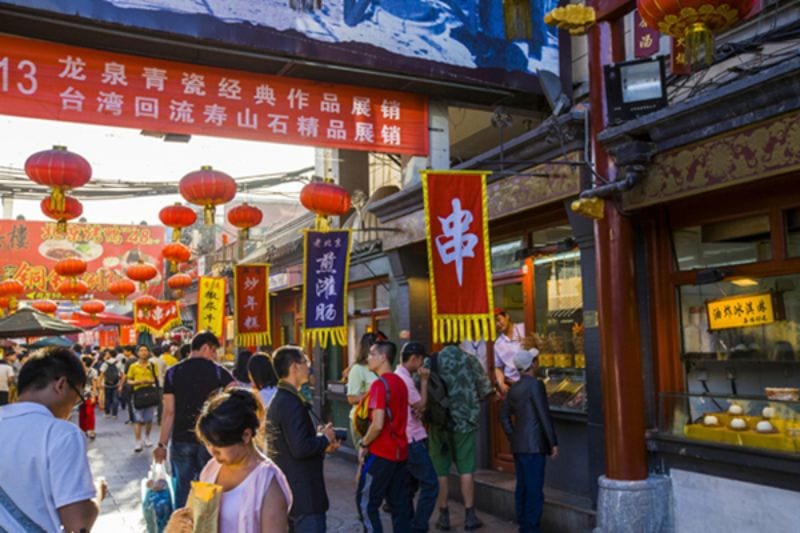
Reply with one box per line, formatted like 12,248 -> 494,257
67,380 -> 86,405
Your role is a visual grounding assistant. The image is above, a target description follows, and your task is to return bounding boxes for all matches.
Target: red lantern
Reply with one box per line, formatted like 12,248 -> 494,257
167,273 -> 193,298
159,203 -> 197,242
109,279 -> 136,304
300,181 -> 352,217
227,203 -> 263,240
41,196 -> 83,233
0,279 -> 24,311
126,261 -> 158,291
135,294 -> 158,310
32,299 -> 58,315
0,297 -> 9,317
162,243 -> 191,272
637,0 -> 755,65
179,166 -> 237,225
81,299 -> 105,319
25,145 -> 92,212
58,279 -> 88,302
54,258 -> 87,279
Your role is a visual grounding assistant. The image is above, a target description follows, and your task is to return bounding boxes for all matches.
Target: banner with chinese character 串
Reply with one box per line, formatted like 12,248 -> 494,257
0,220 -> 164,301
134,301 -> 182,336
422,170 -> 495,343
0,33 -> 428,155
198,277 -> 227,340
302,230 -> 351,348
234,264 -> 271,347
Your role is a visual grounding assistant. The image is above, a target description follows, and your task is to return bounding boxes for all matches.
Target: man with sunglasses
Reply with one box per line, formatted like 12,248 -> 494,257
0,346 -> 106,532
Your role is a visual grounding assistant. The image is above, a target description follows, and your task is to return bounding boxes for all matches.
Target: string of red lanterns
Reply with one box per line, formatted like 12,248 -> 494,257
0,279 -> 24,313
26,146 -> 92,233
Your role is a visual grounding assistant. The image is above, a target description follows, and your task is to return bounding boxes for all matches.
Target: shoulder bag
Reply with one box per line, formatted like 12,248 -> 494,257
133,363 -> 161,409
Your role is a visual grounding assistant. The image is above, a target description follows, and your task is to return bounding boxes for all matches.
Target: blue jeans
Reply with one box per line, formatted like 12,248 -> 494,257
289,512 -> 326,533
171,441 -> 211,508
104,386 -> 119,416
513,453 -> 546,533
356,454 -> 411,533
406,439 -> 439,532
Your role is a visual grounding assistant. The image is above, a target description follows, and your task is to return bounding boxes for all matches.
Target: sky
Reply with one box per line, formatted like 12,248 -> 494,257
1,115 -> 315,225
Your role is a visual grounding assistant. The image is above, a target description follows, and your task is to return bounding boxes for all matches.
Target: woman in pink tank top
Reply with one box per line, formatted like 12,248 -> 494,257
165,388 -> 293,533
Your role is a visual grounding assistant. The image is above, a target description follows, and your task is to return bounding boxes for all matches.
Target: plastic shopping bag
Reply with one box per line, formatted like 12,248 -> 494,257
186,481 -> 222,533
142,462 -> 175,533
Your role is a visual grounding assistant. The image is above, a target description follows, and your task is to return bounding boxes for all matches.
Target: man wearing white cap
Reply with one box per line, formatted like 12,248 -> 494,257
500,349 -> 558,533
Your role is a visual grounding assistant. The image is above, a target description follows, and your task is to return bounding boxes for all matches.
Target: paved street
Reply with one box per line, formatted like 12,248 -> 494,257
80,407 -> 518,532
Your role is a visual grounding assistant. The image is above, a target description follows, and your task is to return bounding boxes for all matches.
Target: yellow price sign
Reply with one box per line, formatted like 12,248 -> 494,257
706,292 -> 778,331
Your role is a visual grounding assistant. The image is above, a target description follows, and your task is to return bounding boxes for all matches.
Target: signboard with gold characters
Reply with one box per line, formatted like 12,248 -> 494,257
706,292 -> 779,331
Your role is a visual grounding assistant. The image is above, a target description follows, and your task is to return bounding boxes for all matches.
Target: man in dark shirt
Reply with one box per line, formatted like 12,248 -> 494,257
153,331 -> 234,507
356,340 -> 411,532
268,345 -> 338,533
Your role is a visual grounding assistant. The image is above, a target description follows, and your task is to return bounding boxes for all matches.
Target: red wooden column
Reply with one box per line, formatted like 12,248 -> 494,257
588,13 -> 648,480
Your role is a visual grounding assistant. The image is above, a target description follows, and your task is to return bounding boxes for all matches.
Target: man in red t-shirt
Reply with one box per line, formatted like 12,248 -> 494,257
356,340 -> 411,532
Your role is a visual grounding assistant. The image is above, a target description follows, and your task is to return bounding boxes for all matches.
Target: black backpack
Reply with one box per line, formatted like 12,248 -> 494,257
424,353 -> 453,430
104,362 -> 120,387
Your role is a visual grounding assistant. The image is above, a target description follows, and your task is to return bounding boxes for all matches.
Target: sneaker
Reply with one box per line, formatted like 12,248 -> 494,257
435,507 -> 450,531
134,442 -> 143,452
144,439 -> 153,448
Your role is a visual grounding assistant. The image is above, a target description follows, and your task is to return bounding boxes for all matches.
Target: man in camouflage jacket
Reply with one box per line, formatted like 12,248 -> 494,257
427,344 -> 493,530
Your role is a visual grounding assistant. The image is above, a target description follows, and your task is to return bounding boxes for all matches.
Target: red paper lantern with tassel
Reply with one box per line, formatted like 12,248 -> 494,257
40,196 -> 83,233
25,145 -> 91,212
81,299 -> 105,319
167,273 -> 192,298
109,279 -> 136,304
159,203 -> 197,242
162,243 -> 191,272
126,261 -> 158,291
32,299 -> 58,315
227,203 -> 263,241
179,166 -> 236,225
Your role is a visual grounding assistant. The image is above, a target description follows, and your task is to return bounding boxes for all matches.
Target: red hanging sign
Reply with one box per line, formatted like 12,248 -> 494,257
0,34 -> 429,155
634,11 -> 661,58
234,264 -> 271,347
134,300 -> 182,336
422,170 -> 495,344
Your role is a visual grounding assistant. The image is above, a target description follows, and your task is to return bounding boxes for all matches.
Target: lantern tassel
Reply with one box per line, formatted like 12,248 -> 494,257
173,228 -> 182,242
204,205 -> 215,225
687,22 -> 714,66
50,187 -> 65,212
314,215 -> 330,231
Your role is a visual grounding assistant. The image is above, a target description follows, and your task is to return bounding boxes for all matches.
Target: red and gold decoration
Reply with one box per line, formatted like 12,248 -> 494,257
40,195 -> 83,233
81,299 -> 105,319
234,264 -> 271,347
32,299 -> 58,315
58,278 -> 88,302
25,145 -> 91,212
300,180 -> 352,228
167,273 -> 193,298
159,203 -> 197,242
135,294 -> 158,310
109,279 -> 136,304
227,203 -> 263,241
179,166 -> 237,225
544,3 -> 597,35
162,242 -> 191,273
0,297 -> 10,318
126,260 -> 158,291
637,0 -> 755,64
422,170 -> 495,343
54,258 -> 87,279
134,299 -> 182,336
0,278 -> 24,312
197,276 -> 226,340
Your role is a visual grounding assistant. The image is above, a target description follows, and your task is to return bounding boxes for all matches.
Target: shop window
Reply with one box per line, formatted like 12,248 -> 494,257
279,312 -> 295,345
348,286 -> 373,314
785,208 -> 800,257
491,238 -> 524,273
343,278 -> 391,368
672,214 -> 772,271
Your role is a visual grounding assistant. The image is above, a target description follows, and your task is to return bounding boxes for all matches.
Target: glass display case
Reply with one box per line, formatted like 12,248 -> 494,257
658,392 -> 800,454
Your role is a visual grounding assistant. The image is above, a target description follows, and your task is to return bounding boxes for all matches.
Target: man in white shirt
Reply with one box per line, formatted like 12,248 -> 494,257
494,307 -> 525,397
0,354 -> 14,405
0,346 -> 105,532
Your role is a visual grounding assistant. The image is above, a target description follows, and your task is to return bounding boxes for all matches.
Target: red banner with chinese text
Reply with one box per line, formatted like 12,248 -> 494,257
234,264 -> 271,347
134,301 -> 182,336
422,170 -> 495,344
633,11 -> 660,58
198,277 -> 226,341
0,220 -> 164,301
0,34 -> 429,155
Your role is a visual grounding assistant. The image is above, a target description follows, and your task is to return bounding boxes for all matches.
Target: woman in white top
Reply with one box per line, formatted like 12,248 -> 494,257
248,353 -> 279,410
165,388 -> 293,533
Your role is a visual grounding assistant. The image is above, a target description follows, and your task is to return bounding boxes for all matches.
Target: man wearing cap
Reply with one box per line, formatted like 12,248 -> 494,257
396,342 -> 439,532
500,350 -> 558,533
493,308 -> 525,397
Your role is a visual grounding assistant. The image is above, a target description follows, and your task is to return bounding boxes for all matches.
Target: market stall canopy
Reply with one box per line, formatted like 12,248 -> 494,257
0,308 -> 83,338
25,336 -> 74,349
68,311 -> 134,328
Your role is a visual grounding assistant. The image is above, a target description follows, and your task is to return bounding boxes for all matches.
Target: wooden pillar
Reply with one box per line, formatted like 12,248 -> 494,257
589,18 -> 648,481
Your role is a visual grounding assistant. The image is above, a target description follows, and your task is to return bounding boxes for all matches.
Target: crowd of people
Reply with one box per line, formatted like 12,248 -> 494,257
0,307 -> 559,533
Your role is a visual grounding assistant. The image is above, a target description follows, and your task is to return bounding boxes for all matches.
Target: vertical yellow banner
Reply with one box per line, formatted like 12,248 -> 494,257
197,276 -> 226,340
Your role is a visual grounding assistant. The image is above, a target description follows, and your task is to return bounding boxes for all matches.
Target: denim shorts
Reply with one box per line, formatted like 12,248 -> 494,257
133,405 -> 156,423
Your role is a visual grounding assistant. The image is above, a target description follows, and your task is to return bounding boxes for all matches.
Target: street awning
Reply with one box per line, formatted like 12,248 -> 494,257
0,309 -> 83,338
